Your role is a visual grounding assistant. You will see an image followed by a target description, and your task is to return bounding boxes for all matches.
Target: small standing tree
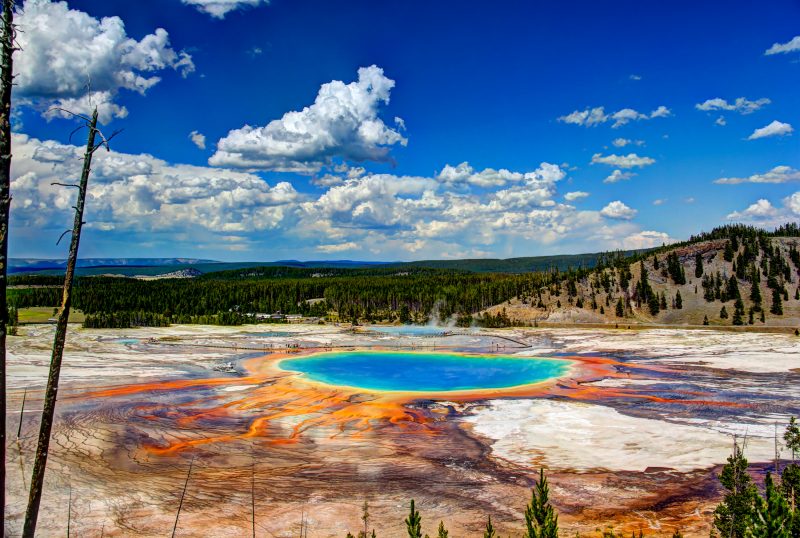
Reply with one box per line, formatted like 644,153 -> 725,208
405,499 -> 422,538
23,108 -> 120,537
483,516 -> 496,538
695,251 -> 704,278
361,501 -> 370,538
749,472 -> 793,537
785,417 -> 800,463
436,521 -> 448,538
771,287 -> 783,315
524,468 -> 558,538
713,439 -> 757,538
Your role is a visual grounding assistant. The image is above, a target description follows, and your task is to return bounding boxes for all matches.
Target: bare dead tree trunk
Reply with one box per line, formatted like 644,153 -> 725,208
0,0 -> 16,527
251,462 -> 256,538
17,386 -> 25,438
22,109 -> 99,538
172,457 -> 194,538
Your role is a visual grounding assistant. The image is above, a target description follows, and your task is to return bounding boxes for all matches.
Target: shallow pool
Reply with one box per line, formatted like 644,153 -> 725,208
279,351 -> 571,392
364,325 -> 451,337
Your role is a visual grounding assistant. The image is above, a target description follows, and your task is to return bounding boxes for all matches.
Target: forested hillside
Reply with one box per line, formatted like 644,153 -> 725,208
9,223 -> 800,330
488,223 -> 800,328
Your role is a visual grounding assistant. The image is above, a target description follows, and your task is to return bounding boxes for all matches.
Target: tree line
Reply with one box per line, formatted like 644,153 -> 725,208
8,269 -> 564,327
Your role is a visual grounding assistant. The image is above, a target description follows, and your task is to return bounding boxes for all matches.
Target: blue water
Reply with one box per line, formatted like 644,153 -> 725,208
250,331 -> 293,337
279,351 -> 571,392
365,325 -> 450,337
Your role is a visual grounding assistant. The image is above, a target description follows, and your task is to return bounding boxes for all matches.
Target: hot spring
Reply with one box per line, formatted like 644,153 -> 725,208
363,325 -> 451,337
279,351 -> 572,392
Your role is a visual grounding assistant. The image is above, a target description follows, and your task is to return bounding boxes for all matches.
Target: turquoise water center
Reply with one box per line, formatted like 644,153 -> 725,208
279,351 -> 571,392
365,325 -> 451,337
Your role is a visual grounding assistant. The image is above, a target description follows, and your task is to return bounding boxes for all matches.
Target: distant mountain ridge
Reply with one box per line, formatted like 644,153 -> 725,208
9,258 -> 218,272
9,250 -> 645,277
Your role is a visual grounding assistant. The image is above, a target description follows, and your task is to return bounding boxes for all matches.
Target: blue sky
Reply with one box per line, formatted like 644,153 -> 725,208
10,0 -> 800,261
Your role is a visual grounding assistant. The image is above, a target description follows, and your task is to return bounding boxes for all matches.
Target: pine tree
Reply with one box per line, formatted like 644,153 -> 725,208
437,521 -> 448,538
749,472 -> 792,537
648,293 -> 660,316
695,252 -> 704,277
785,417 -> 800,462
720,306 -> 729,319
780,464 -> 799,523
703,315 -> 709,325
405,500 -> 422,538
616,298 -> 624,317
361,501 -> 370,538
724,240 -> 735,262
751,278 -> 763,311
771,288 -> 783,315
713,440 -> 757,538
483,516 -> 496,538
727,276 -> 741,300
659,292 -> 667,310
523,468 -> 558,538
675,290 -> 682,309
732,298 -> 745,326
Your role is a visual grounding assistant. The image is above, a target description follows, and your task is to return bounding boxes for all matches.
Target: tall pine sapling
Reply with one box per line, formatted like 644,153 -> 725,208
483,515 -> 496,538
524,468 -> 558,538
405,499 -> 422,538
713,439 -> 757,538
749,472 -> 792,537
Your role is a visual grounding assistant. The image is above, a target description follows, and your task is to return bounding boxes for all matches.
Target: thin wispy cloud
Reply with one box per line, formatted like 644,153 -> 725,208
559,106 -> 670,129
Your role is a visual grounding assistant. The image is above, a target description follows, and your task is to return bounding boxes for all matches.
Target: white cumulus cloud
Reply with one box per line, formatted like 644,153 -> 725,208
714,165 -> 800,184
564,191 -> 589,202
622,230 -> 674,249
210,66 -> 407,173
695,97 -> 770,115
189,130 -> 207,150
316,242 -> 357,253
437,161 -> 565,189
747,120 -> 793,140
603,169 -> 637,183
559,105 -> 670,128
600,201 -> 638,220
15,0 -> 194,123
591,153 -> 655,169
14,133 -> 665,259
727,199 -> 779,220
11,133 -> 297,237
182,0 -> 270,18
765,36 -> 800,55
726,193 -> 800,226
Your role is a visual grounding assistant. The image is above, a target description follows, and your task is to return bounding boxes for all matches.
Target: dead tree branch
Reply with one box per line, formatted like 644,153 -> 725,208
22,107 -> 104,538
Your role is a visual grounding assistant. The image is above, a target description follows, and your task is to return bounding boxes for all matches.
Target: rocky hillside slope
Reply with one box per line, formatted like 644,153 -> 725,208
487,227 -> 800,329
